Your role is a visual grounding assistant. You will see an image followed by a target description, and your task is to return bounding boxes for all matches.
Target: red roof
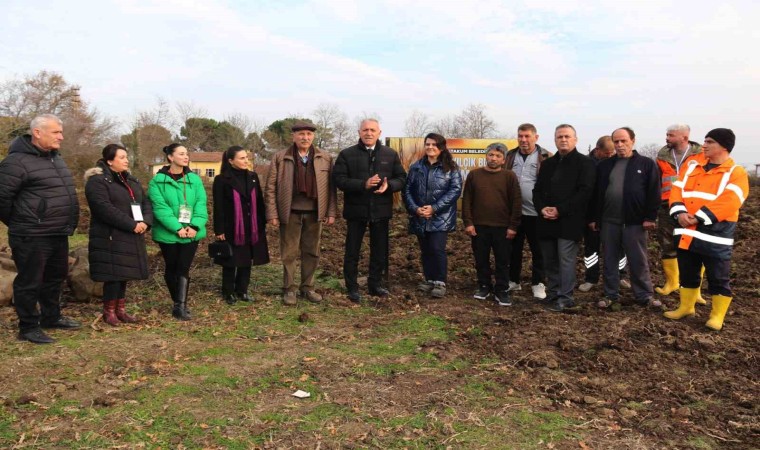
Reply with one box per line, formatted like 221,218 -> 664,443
188,152 -> 223,162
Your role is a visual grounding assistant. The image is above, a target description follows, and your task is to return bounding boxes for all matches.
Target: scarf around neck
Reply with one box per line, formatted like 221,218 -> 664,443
292,144 -> 317,199
233,181 -> 259,246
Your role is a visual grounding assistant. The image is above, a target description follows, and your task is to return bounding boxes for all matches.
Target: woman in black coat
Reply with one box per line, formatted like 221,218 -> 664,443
85,144 -> 153,326
213,146 -> 269,304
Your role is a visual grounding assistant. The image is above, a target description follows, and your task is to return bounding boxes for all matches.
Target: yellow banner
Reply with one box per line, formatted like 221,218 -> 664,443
386,137 -> 518,180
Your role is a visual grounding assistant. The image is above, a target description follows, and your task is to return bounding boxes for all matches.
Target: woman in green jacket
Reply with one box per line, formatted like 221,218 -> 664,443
148,143 -> 208,320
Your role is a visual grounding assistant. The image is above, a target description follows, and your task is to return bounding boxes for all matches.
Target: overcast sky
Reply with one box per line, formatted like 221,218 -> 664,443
2,0 -> 758,167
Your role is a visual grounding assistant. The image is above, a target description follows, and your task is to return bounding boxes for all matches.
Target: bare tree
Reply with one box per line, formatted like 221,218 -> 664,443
354,112 -> 382,129
332,119 -> 354,152
224,112 -> 255,136
312,103 -> 353,152
430,114 -> 464,138
134,97 -> 172,129
0,70 -> 82,119
403,110 -> 431,137
455,103 -> 498,139
0,71 -> 117,171
637,143 -> 661,160
174,101 -> 209,150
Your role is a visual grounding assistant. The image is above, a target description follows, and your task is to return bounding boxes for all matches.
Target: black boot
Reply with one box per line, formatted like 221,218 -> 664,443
173,276 -> 191,321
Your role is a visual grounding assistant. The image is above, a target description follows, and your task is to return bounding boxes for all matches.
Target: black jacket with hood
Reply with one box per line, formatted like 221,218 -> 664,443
0,135 -> 79,236
84,160 -> 153,282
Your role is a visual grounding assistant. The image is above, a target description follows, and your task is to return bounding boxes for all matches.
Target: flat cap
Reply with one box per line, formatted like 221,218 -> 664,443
291,120 -> 316,132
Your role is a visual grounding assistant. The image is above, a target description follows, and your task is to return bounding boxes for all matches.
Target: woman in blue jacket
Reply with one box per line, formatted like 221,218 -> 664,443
403,133 -> 463,297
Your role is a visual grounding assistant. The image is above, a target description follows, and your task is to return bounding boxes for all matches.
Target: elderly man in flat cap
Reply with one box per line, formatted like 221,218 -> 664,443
265,120 -> 337,306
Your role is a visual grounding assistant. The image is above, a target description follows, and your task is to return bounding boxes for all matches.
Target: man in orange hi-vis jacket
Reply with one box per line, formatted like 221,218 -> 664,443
664,128 -> 749,331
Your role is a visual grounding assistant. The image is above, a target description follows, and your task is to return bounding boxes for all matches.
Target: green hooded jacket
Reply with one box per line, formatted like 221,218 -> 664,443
147,166 -> 208,244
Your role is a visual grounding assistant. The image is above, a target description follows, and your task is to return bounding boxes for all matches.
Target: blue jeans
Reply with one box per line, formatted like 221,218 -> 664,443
417,232 -> 448,283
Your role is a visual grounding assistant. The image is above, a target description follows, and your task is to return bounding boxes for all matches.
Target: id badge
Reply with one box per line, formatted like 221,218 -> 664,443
131,203 -> 144,221
178,204 -> 192,224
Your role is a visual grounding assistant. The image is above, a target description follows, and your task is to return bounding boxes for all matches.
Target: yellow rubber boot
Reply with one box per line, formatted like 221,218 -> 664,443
705,295 -> 732,331
695,266 -> 707,305
655,258 -> 680,295
663,287 -> 699,320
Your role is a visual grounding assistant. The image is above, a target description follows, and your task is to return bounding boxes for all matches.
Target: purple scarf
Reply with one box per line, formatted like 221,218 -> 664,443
233,187 -> 259,246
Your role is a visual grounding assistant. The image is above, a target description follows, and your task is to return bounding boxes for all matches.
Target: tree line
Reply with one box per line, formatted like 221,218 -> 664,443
1,70 -> 662,182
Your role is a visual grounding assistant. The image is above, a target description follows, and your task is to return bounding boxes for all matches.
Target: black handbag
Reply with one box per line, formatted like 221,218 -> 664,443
208,240 -> 232,259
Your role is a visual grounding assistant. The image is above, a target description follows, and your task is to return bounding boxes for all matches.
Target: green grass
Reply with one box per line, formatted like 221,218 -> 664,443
509,410 -> 579,447
0,408 -> 18,442
299,403 -> 354,431
685,435 -> 716,449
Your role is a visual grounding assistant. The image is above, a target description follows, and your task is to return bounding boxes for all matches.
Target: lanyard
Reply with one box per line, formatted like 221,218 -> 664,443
118,172 -> 135,201
180,171 -> 187,204
672,149 -> 688,176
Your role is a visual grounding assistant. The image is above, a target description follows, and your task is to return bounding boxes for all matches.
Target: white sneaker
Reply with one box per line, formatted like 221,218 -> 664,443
507,281 -> 521,292
578,282 -> 595,292
531,283 -> 547,299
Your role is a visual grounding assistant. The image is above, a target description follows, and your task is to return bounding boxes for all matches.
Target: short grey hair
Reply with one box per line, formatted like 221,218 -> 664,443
358,117 -> 380,130
555,123 -> 577,135
30,114 -> 63,131
666,123 -> 690,134
485,142 -> 508,157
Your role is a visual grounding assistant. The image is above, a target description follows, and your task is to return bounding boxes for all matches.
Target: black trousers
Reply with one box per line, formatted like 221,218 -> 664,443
9,234 -> 68,331
417,232 -> 448,283
677,249 -> 731,296
102,281 -> 127,301
222,266 -> 251,295
344,219 -> 389,291
471,225 -> 512,291
509,215 -> 545,285
159,242 -> 199,286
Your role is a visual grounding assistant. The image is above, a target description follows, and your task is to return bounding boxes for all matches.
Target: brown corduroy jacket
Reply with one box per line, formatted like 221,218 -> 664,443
264,146 -> 337,224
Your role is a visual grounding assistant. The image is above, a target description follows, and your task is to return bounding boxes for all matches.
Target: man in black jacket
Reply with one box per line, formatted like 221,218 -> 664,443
590,127 -> 661,309
0,114 -> 81,344
533,124 -> 595,312
333,119 -> 407,302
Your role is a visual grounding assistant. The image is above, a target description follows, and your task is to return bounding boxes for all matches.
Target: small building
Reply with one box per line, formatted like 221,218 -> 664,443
151,151 -> 223,180
755,163 -> 760,177
150,151 -> 268,181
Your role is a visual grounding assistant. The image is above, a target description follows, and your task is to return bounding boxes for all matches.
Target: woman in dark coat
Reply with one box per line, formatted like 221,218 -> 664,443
213,146 -> 269,304
403,133 -> 462,298
85,144 -> 153,325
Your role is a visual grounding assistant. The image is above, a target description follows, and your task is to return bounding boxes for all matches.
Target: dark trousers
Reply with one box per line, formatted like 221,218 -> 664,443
344,219 -> 389,291
9,234 -> 68,332
509,215 -> 544,285
657,202 -> 678,259
583,226 -> 627,283
600,223 -> 653,301
417,232 -> 448,283
102,281 -> 127,301
677,249 -> 731,296
222,266 -> 252,295
471,225 -> 512,291
159,241 -> 199,288
539,237 -> 579,302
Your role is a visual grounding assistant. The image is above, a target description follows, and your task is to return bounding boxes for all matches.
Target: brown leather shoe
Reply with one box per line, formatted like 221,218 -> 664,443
300,290 -> 323,303
282,291 -> 297,306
